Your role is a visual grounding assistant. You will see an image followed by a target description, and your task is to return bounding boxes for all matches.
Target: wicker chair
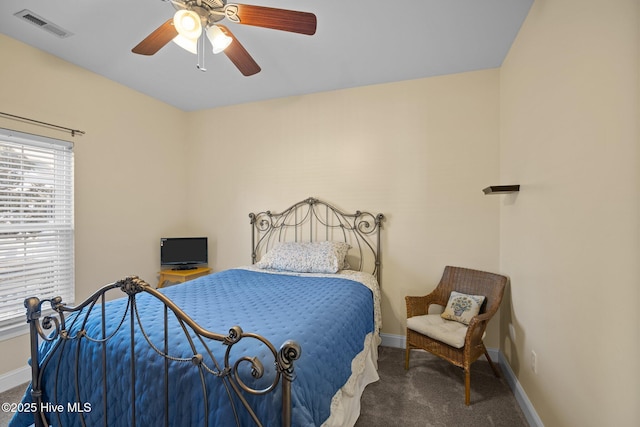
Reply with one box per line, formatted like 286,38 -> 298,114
405,266 -> 507,405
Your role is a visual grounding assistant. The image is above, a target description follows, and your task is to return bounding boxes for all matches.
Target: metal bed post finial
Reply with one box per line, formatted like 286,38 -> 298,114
278,340 -> 301,427
25,297 -> 46,427
375,213 -> 385,285
249,212 -> 258,263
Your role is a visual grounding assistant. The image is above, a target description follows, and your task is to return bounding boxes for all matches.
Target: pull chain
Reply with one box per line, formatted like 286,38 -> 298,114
196,32 -> 207,72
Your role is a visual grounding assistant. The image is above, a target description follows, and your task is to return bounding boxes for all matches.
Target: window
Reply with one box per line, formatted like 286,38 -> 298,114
0,128 -> 74,339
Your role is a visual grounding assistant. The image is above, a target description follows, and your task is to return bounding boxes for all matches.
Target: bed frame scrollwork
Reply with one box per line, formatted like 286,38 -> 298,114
249,197 -> 385,284
24,276 -> 301,427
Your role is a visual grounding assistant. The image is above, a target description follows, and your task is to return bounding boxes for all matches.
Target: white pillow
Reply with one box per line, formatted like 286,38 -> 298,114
440,291 -> 485,325
256,241 -> 350,273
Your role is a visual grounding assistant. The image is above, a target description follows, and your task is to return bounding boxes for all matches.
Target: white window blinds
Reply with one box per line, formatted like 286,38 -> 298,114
0,128 -> 74,336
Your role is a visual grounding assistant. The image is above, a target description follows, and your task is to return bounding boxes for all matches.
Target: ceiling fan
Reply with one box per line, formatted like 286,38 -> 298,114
131,0 -> 317,76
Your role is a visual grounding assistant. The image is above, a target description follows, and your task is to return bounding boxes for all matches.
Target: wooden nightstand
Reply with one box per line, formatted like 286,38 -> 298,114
157,267 -> 212,288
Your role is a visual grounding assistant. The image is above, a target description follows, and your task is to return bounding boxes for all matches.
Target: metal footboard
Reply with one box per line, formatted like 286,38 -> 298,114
24,276 -> 300,427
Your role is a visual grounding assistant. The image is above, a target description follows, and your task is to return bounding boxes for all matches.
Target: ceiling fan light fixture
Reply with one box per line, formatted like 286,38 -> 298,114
132,2 -> 317,76
206,25 -> 232,54
173,9 -> 202,40
172,34 -> 198,54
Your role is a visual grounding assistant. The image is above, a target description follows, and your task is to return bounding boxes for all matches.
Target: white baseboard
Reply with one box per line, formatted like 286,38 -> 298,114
0,366 -> 30,393
380,333 -> 543,427
380,332 -> 405,349
498,351 -> 544,427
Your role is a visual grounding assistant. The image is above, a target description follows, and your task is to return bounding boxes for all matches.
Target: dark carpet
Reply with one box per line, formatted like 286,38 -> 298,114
356,346 -> 529,427
0,346 -> 529,426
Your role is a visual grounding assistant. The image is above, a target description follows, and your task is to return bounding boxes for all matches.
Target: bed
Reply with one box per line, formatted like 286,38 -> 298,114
10,197 -> 384,427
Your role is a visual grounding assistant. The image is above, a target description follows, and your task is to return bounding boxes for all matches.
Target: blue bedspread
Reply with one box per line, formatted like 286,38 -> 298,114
10,269 -> 375,427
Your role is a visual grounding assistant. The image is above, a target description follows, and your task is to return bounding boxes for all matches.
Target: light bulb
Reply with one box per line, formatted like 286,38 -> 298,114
206,25 -> 232,54
173,10 -> 202,40
172,34 -> 197,54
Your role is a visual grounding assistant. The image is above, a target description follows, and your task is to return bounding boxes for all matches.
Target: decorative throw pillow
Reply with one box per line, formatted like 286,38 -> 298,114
256,241 -> 351,273
441,291 -> 486,325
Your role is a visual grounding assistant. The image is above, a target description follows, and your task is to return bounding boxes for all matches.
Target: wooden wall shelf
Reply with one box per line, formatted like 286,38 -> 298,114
482,185 -> 520,195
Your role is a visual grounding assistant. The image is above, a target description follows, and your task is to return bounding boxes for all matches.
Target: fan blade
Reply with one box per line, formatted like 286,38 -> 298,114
219,25 -> 261,76
233,4 -> 316,35
132,19 -> 178,55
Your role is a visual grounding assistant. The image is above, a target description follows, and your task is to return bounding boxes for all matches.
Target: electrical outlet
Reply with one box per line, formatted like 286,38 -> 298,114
531,350 -> 537,373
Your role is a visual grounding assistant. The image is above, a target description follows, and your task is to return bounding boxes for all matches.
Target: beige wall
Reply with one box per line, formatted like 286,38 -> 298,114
500,0 -> 640,426
186,70 -> 502,338
0,34 -> 191,374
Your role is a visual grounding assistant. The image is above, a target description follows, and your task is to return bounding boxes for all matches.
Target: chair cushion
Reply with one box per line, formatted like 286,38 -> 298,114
441,291 -> 485,325
407,314 -> 469,348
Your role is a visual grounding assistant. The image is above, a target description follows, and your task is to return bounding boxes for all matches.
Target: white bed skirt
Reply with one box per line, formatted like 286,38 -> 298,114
322,331 -> 381,427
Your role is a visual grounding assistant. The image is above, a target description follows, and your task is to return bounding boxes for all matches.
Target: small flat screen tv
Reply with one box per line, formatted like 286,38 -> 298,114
160,237 -> 208,270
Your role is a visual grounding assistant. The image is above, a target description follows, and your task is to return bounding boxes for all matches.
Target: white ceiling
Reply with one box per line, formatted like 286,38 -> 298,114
0,0 -> 533,112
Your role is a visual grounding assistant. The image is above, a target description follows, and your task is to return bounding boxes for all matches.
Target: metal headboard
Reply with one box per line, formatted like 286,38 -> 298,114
249,197 -> 385,284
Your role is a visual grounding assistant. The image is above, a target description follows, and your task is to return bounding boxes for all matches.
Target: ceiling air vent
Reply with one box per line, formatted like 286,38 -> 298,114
14,9 -> 73,39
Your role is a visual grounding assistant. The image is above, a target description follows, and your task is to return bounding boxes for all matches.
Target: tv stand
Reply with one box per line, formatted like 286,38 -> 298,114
157,267 -> 212,288
171,266 -> 198,271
